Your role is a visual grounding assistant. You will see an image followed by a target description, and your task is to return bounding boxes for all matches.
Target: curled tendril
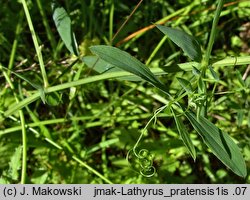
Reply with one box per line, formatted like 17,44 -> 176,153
126,105 -> 168,178
126,148 -> 156,177
140,166 -> 156,178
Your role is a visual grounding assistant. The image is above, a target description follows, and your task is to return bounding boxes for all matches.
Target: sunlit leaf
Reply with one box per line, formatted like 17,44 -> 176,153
172,110 -> 196,160
157,25 -> 202,62
185,111 -> 247,177
212,56 -> 250,68
52,2 -> 79,56
178,62 -> 200,71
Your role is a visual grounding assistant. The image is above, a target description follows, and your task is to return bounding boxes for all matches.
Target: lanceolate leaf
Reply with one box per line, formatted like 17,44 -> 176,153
177,77 -> 193,93
172,110 -> 196,160
236,70 -> 245,87
83,55 -> 142,81
208,65 -> 219,81
83,56 -> 167,81
90,45 -> 169,95
52,2 -> 79,56
185,111 -> 246,177
156,25 -> 202,62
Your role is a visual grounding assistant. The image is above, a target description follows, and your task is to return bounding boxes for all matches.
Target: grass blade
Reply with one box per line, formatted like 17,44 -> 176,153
185,111 -> 247,177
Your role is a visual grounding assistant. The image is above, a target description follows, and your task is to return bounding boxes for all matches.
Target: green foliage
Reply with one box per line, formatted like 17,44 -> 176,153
52,2 -> 79,56
82,55 -> 166,81
0,146 -> 22,183
0,0 -> 249,183
156,25 -> 202,62
90,45 -> 168,94
172,109 -> 196,160
185,111 -> 246,177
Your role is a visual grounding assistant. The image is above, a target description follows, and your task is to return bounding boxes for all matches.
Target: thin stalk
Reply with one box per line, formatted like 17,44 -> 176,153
116,2 -> 196,46
89,0 -> 95,37
20,110 -> 27,184
204,0 -> 225,66
132,105 -> 167,152
36,0 -> 56,57
200,0 -> 224,117
1,113 -> 164,136
112,0 -> 143,43
21,0 -> 49,88
101,133 -> 108,177
109,0 -> 114,45
72,156 -> 113,183
146,36 -> 167,65
213,56 -> 250,67
5,68 -> 166,116
8,11 -> 24,75
0,64 -> 27,183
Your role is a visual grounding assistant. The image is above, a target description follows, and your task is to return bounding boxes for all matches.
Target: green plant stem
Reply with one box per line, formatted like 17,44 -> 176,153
4,69 -> 165,116
119,2 -> 196,47
101,133 -> 108,177
1,113 -> 168,136
36,0 -> 56,57
20,110 -> 27,184
0,64 -> 27,184
8,11 -> 24,75
109,0 -> 114,44
112,0 -> 143,43
133,105 -> 167,152
204,0 -> 225,67
146,36 -> 167,65
200,0 -> 224,118
21,0 -> 49,88
72,156 -> 113,184
213,56 -> 250,67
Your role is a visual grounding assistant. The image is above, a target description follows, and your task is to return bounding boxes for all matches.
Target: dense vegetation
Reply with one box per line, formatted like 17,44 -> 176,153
0,0 -> 249,183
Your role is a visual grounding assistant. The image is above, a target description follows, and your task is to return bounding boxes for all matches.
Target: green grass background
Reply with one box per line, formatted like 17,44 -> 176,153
0,0 -> 250,183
